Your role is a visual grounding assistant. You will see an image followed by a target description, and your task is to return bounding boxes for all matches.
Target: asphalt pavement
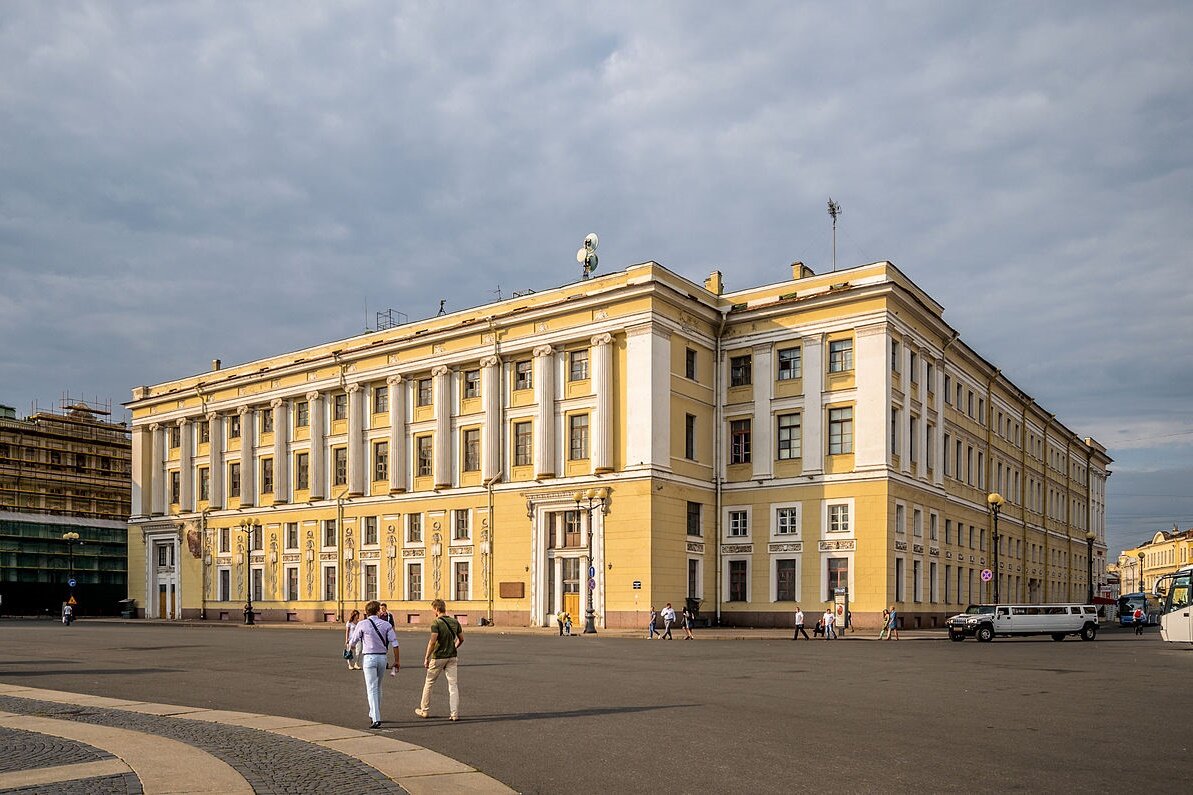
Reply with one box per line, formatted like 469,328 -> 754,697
0,619 -> 1185,793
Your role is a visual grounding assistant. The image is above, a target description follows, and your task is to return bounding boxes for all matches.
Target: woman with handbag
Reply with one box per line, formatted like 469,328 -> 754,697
344,609 -> 363,669
346,600 -> 401,729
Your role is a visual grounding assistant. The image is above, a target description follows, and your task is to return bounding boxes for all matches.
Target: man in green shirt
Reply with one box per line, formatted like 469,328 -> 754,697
415,598 -> 463,721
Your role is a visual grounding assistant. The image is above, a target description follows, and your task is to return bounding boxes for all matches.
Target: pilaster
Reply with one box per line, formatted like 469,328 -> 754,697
271,398 -> 289,503
238,405 -> 256,507
801,333 -> 824,475
433,366 -> 453,488
177,418 -> 193,512
480,356 -> 501,480
590,334 -> 614,474
208,413 -> 224,509
533,346 -> 556,479
346,383 -> 365,496
149,423 -> 165,516
307,391 -> 325,500
387,375 -> 407,493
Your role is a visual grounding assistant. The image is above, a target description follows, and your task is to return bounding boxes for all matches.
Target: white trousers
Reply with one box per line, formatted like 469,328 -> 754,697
362,654 -> 388,722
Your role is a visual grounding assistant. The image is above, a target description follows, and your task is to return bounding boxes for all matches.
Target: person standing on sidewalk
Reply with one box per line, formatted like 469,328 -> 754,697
379,603 -> 396,628
647,608 -> 659,639
660,603 -> 676,639
682,606 -> 695,640
822,607 -> 836,640
416,599 -> 463,721
878,608 -> 891,640
792,606 -> 810,640
345,609 -> 363,670
346,600 -> 400,729
887,606 -> 900,640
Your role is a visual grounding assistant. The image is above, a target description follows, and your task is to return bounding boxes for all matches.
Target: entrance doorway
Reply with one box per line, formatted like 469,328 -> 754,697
157,584 -> 174,619
563,592 -> 579,621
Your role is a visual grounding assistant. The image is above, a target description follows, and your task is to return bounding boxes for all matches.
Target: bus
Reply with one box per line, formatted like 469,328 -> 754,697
1153,565 -> 1193,645
1117,592 -> 1162,626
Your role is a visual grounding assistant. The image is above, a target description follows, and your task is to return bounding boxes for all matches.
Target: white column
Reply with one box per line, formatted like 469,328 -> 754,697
901,342 -> 912,473
580,552 -> 591,621
590,334 -> 614,474
481,356 -> 502,480
208,413 -> 224,509
801,334 -> 824,475
239,405 -> 255,507
178,418 -> 193,512
933,357 -> 945,485
272,398 -> 289,503
347,383 -> 365,496
131,425 -> 147,517
853,323 -> 889,470
752,344 -> 773,479
533,346 -> 556,479
387,375 -> 406,493
307,391 -> 325,500
625,324 -> 671,470
149,423 -> 165,515
433,366 -> 453,488
553,555 -> 563,616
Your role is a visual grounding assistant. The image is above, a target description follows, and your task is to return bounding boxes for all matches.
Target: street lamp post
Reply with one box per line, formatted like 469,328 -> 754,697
1085,531 -> 1095,604
234,520 -> 255,625
61,532 -> 83,611
1138,551 -> 1146,595
573,487 -> 610,635
986,493 -> 1005,603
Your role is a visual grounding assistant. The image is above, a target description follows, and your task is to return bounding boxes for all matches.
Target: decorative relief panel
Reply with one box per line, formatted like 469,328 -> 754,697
593,309 -> 608,321
913,544 -> 924,554
768,542 -> 802,553
895,540 -> 908,552
282,553 -> 300,563
819,539 -> 857,552
929,546 -> 940,557
720,544 -> 753,555
535,322 -> 549,333
403,548 -> 426,558
449,545 -> 474,556
432,343 -> 445,355
360,550 -> 381,560
319,552 -> 337,561
686,542 -> 705,554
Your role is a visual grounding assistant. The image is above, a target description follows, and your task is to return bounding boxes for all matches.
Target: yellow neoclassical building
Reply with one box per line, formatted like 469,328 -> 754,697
126,260 -> 1111,629
1118,528 -> 1193,595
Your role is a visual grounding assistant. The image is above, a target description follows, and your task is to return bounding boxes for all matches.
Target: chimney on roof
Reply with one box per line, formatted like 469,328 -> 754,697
792,261 -> 815,279
704,271 -> 724,296
211,359 -> 222,371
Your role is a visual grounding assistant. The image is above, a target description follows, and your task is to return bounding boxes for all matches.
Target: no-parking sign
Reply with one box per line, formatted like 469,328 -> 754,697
980,568 -> 993,582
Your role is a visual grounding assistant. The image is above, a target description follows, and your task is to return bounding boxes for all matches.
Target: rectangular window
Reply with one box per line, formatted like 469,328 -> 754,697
323,565 -> 337,602
373,441 -> 388,482
930,513 -> 938,541
261,411 -> 273,434
895,504 -> 905,534
198,422 -> 210,444
828,339 -> 853,372
926,424 -> 935,469
453,509 -> 470,541
229,463 -> 241,498
514,421 -> 533,467
910,351 -> 919,383
828,407 -> 853,455
407,513 -> 423,544
463,429 -> 481,472
285,522 -> 298,550
895,558 -> 905,601
286,567 -> 299,601
250,524 -> 263,551
685,414 -> 696,460
333,393 -> 348,421
945,564 -> 952,604
909,416 -> 918,463
373,386 -> 388,414
827,558 -> 848,601
199,467 -> 210,501
364,564 -> 379,600
417,436 -> 433,477
514,360 -> 533,391
729,560 -> 748,602
219,527 -> 230,553
685,348 -> 697,380
295,401 -> 309,427
323,519 -> 337,548
364,516 -> 378,546
688,559 -> 700,599
945,519 -> 952,545
914,560 -> 923,602
569,349 -> 589,381
229,416 -> 241,438
777,413 -> 801,460
569,414 -> 589,460
296,452 -> 310,491
891,407 -> 900,453
891,340 -> 901,372
407,562 -> 423,601
261,458 -> 274,494
829,504 -> 850,533
943,433 -> 951,475
944,374 -> 952,403
454,561 -> 470,600
333,447 -> 348,486
686,502 -> 701,536
926,362 -> 934,389
563,511 -> 582,547
219,569 -> 230,601
776,507 -> 799,535
728,510 -> 749,537
463,369 -> 481,399
730,355 -> 752,387
913,508 -> 922,537
170,471 -> 180,504
730,419 -> 751,464
777,347 -> 801,380
169,426 -> 180,449
417,378 -> 433,407
776,559 -> 798,601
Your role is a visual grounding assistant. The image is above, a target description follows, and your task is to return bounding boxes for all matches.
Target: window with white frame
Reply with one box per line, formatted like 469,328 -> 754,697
777,413 -> 801,460
728,509 -> 749,537
828,503 -> 850,533
463,369 -> 481,399
285,566 -> 299,601
828,407 -> 853,454
929,513 -> 938,541
913,508 -> 923,538
729,355 -> 752,387
363,563 -> 379,601
453,509 -> 470,541
218,568 -> 231,601
363,516 -> 378,546
407,562 -> 423,600
285,522 -> 298,550
453,560 -> 470,600
569,349 -> 589,381
251,567 -> 263,602
777,347 -> 801,380
407,513 -> 423,544
322,565 -> 337,601
775,558 -> 799,601
322,519 -> 337,548
219,527 -> 230,553
775,506 -> 800,536
828,339 -> 853,372
686,502 -> 701,537
728,559 -> 748,602
895,504 -> 906,534
729,419 -> 751,464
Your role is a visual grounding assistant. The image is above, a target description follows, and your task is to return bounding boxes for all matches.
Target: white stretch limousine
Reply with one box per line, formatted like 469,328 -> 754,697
946,604 -> 1099,642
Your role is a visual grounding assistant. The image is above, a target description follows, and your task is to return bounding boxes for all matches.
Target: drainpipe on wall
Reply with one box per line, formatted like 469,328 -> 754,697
713,307 -> 729,627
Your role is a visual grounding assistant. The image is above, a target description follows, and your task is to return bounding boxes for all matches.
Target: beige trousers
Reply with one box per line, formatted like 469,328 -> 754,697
419,657 -> 459,717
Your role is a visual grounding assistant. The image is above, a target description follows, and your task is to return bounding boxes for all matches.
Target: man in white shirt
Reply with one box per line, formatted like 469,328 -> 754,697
792,606 -> 809,640
660,603 -> 677,640
822,608 -> 836,640
347,600 -> 401,729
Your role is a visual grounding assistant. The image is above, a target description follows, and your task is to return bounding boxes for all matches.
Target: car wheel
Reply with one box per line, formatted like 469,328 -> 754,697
1080,624 -> 1097,641
1051,633 -> 1065,642
976,625 -> 994,643
950,631 -> 965,642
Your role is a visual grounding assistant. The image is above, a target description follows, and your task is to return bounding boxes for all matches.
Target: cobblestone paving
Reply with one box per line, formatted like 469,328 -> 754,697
0,696 -> 406,795
0,726 -> 114,773
2,772 -> 142,795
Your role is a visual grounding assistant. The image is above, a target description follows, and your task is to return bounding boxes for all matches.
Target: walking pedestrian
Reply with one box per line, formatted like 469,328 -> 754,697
887,606 -> 900,640
345,600 -> 400,729
647,608 -> 659,639
823,608 -> 836,640
661,603 -> 676,639
792,606 -> 810,640
416,599 -> 463,721
61,603 -> 73,626
1133,606 -> 1145,635
345,609 -> 363,669
379,603 -> 396,628
682,606 -> 695,640
879,608 -> 890,640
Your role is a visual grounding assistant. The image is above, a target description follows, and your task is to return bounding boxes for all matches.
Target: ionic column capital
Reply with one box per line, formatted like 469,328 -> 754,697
590,332 -> 613,347
479,356 -> 500,369
269,398 -> 284,409
175,418 -> 188,427
533,345 -> 555,358
346,383 -> 362,395
148,422 -> 161,432
431,365 -> 451,377
386,374 -> 404,386
305,391 -> 321,403
205,412 -> 219,423
237,405 -> 251,416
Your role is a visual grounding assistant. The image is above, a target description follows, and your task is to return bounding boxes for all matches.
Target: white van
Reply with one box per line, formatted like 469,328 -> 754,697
946,604 -> 1099,642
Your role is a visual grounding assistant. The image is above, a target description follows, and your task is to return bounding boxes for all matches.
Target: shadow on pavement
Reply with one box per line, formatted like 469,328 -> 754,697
0,668 -> 182,677
437,703 -> 696,724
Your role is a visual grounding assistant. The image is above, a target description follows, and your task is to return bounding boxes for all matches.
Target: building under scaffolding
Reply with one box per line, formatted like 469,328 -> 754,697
0,396 -> 132,616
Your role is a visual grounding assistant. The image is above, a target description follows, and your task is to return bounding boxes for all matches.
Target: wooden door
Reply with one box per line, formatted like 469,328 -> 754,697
563,592 -> 579,624
158,585 -> 167,619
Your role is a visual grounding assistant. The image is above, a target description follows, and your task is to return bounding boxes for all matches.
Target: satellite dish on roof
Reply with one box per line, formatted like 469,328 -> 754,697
579,233 -> 599,280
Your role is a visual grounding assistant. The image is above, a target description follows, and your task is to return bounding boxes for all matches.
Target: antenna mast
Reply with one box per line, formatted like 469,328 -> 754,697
827,198 -> 842,271
576,233 -> 599,280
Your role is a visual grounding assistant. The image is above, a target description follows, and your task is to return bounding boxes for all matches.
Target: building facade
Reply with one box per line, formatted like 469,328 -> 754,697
0,402 -> 132,616
125,261 -> 1110,628
1118,528 -> 1193,595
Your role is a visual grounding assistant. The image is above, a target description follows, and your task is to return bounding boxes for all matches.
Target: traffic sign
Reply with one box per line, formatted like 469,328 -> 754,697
588,578 -> 596,591
67,596 -> 77,605
68,578 -> 76,588
632,580 -> 642,590
980,568 -> 993,582
589,566 -> 596,579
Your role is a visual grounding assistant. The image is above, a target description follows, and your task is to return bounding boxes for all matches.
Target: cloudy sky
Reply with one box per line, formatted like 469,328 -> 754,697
2,2 -> 1190,558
